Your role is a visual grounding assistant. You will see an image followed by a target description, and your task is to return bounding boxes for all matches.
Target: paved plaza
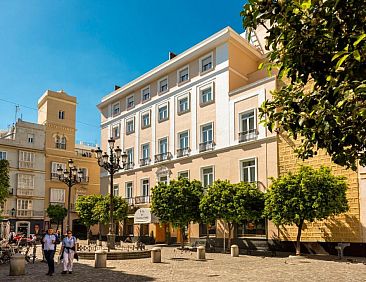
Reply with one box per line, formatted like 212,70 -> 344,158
1,246 -> 366,281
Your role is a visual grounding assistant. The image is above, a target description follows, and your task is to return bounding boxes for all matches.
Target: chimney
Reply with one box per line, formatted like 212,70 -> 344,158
169,52 -> 177,60
114,85 -> 121,91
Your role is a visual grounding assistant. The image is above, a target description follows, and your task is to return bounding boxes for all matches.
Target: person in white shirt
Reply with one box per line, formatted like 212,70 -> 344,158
60,230 -> 77,274
42,228 -> 56,276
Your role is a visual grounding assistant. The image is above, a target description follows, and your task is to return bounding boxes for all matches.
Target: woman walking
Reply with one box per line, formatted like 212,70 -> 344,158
60,230 -> 77,274
42,228 -> 56,276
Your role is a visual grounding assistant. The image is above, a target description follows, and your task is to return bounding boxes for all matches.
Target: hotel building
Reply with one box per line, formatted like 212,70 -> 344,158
97,27 -> 278,243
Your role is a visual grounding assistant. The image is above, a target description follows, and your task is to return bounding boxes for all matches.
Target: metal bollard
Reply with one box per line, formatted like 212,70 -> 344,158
231,245 -> 239,257
151,247 -> 161,263
94,250 -> 107,268
197,246 -> 205,260
9,253 -> 25,276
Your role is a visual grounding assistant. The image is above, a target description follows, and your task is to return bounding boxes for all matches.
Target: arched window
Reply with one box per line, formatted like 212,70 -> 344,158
55,135 -> 66,150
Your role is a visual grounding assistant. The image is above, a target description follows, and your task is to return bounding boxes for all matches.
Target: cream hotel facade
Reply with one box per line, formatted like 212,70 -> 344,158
98,27 -> 277,243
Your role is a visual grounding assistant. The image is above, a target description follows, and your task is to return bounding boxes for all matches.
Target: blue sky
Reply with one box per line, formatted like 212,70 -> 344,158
0,0 -> 246,144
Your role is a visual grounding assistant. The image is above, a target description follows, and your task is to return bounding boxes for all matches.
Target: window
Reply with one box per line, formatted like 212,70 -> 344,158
19,151 -> 35,168
51,162 -> 66,178
50,188 -> 65,203
159,138 -> 168,154
241,159 -> 257,183
126,148 -> 134,164
178,66 -> 189,83
17,199 -> 33,216
17,174 -> 34,189
58,111 -> 65,119
202,167 -> 214,188
113,184 -> 119,196
141,143 -> 150,160
112,102 -> 120,116
159,176 -> 168,184
55,136 -> 66,149
125,182 -> 133,198
202,123 -> 213,143
158,104 -> 169,122
178,96 -> 189,114
239,110 -> 257,142
178,170 -> 189,179
141,179 -> 149,196
127,95 -> 134,109
112,124 -> 120,139
200,86 -> 214,104
27,134 -> 34,143
142,87 -> 150,101
200,54 -> 213,73
158,77 -> 168,93
0,151 -> 7,160
79,168 -> 88,181
179,131 -> 189,149
141,112 -> 150,128
126,118 -> 135,134
237,219 -> 266,237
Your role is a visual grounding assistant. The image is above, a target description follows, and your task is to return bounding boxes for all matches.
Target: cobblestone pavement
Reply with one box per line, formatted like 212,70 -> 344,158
1,246 -> 366,281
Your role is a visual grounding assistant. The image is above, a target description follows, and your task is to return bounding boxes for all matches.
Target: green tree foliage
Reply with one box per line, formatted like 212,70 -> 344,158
264,166 -> 349,255
46,204 -> 67,231
94,195 -> 128,225
0,160 -> 10,210
75,195 -> 102,239
241,0 -> 366,170
200,180 -> 264,249
151,178 -> 204,249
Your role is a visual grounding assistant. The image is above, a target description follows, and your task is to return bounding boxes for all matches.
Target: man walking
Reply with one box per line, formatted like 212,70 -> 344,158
43,228 -> 56,276
60,230 -> 77,274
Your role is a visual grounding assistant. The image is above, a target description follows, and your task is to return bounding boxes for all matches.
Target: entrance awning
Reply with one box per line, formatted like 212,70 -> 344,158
134,208 -> 159,224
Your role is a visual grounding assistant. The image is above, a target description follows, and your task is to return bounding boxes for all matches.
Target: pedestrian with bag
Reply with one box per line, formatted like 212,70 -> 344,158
42,228 -> 56,276
60,230 -> 77,274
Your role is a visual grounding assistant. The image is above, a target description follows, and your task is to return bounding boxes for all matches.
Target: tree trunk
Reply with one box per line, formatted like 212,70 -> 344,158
56,221 -> 59,231
180,226 -> 185,250
98,224 -> 102,240
296,219 -> 304,256
227,222 -> 233,252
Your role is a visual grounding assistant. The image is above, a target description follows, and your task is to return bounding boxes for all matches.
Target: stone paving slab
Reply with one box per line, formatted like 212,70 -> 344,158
1,246 -> 366,281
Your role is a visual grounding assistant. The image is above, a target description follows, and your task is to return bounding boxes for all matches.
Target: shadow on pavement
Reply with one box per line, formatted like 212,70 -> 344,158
0,260 -> 155,282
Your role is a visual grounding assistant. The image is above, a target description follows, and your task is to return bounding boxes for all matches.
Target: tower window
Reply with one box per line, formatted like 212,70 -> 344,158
58,111 -> 65,120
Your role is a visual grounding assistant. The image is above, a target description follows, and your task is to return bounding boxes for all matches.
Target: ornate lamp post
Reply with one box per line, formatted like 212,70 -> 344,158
57,159 -> 83,232
94,138 -> 127,249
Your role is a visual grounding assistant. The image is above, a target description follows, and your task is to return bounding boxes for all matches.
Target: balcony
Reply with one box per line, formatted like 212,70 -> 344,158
239,129 -> 258,143
154,152 -> 172,163
176,147 -> 190,158
18,161 -> 34,169
199,141 -> 215,152
17,188 -> 34,196
124,162 -> 134,170
139,158 -> 151,167
135,196 -> 150,204
17,210 -> 44,217
125,198 -> 134,205
80,176 -> 89,183
51,173 -> 59,180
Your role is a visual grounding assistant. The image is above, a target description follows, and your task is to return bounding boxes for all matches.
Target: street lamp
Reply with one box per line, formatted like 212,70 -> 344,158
57,159 -> 83,232
94,138 -> 127,249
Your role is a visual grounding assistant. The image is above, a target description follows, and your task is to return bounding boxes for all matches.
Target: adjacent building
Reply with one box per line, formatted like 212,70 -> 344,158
38,90 -> 100,236
0,120 -> 46,237
97,27 -> 277,243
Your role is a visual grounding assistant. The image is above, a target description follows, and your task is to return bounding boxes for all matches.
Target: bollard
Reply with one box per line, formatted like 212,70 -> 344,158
197,246 -> 205,260
9,253 -> 25,276
94,250 -> 107,268
151,247 -> 161,263
231,245 -> 239,257
97,240 -> 102,246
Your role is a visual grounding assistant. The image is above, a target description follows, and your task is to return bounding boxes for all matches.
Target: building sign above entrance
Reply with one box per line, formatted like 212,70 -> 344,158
134,208 -> 158,224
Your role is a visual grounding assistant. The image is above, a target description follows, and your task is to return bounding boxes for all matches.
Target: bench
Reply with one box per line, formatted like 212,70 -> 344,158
335,243 -> 350,259
242,239 -> 276,257
184,239 -> 216,252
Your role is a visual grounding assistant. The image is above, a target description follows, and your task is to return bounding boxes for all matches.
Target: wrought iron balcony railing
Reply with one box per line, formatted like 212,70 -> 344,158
239,129 -> 258,143
176,147 -> 190,158
124,162 -> 134,170
199,141 -> 215,152
139,158 -> 151,167
154,152 -> 172,163
135,196 -> 150,204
